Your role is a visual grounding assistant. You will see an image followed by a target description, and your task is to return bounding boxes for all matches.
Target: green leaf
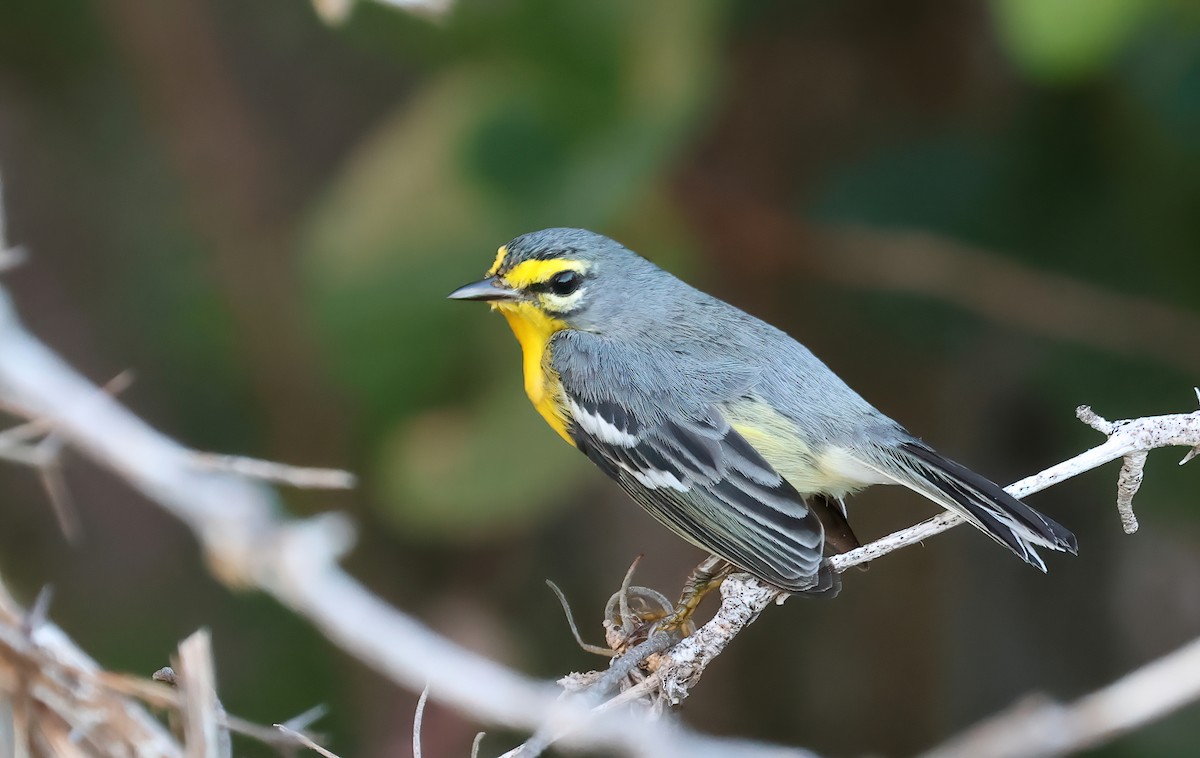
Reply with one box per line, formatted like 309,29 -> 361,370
992,0 -> 1156,82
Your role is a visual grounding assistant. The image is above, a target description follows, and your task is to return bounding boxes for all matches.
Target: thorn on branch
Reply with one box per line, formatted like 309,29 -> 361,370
1181,447 -> 1200,466
23,585 -> 53,638
279,703 -> 328,733
36,459 -> 81,545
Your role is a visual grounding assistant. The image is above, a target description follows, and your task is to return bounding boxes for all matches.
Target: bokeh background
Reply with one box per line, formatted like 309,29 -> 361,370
2,0 -> 1200,755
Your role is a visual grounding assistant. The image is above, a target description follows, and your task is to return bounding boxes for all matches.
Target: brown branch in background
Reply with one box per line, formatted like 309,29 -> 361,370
812,226 -> 1200,377
97,0 -> 348,469
677,181 -> 1200,377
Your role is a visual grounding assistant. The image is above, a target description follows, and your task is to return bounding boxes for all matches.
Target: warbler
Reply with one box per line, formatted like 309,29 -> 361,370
449,228 -> 1076,602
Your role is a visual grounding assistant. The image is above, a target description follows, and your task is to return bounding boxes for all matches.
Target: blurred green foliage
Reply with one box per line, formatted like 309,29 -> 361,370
993,0 -> 1156,82
305,0 -> 719,532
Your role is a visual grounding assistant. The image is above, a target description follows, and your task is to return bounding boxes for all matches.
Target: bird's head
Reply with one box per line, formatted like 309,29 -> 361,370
448,228 -> 646,335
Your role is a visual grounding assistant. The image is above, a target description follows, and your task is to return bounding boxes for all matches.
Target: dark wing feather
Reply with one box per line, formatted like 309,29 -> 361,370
565,392 -> 836,594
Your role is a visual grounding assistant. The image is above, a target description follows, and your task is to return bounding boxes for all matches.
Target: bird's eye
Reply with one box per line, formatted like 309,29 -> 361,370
548,270 -> 582,296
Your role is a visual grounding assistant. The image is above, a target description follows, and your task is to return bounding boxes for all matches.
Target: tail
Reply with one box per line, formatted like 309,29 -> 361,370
885,442 -> 1077,570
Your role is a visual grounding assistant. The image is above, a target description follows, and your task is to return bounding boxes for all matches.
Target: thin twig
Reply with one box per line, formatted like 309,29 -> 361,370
190,453 -> 356,490
829,397 -> 1200,572
545,581 -> 613,658
176,630 -> 227,758
275,723 -> 342,758
646,395 -> 1200,711
413,684 -> 429,758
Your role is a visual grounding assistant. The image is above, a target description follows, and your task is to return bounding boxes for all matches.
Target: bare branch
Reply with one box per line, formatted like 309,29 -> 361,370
641,396 -> 1200,711
3,160 -> 1198,755
413,684 -> 428,758
0,577 -> 182,757
921,635 -> 1200,758
310,0 -> 452,25
176,630 -> 229,758
0,279 -> 807,757
0,370 -> 133,543
830,398 -> 1200,572
190,452 -> 356,490
655,574 -> 779,706
275,722 -> 343,758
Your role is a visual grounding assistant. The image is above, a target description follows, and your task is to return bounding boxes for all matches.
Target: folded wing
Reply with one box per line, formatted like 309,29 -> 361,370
564,391 -> 837,594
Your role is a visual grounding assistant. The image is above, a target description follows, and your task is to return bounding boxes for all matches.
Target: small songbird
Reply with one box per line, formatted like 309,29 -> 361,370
449,229 -> 1076,614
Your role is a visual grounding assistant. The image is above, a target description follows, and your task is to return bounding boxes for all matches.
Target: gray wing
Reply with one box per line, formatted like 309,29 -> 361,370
553,332 -> 836,594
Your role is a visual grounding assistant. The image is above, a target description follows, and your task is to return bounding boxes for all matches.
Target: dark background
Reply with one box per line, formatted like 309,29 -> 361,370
1,0 -> 1199,755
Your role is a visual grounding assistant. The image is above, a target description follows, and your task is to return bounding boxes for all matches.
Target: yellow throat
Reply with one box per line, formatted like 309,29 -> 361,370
494,300 -> 574,445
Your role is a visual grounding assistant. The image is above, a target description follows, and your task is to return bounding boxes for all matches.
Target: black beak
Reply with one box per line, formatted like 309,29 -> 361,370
447,277 -> 520,302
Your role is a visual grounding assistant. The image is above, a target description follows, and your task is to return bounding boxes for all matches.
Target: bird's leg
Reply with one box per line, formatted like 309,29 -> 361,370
655,555 -> 734,633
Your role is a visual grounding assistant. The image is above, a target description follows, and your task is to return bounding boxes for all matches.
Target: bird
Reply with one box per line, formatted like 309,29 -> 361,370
449,228 -> 1076,620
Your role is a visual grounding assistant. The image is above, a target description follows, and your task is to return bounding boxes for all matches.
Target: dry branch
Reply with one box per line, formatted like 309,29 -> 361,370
3,170 -> 1200,755
0,578 -> 182,758
921,635 -> 1200,758
643,396 -> 1200,709
3,267 -> 1200,755
0,283 -> 805,756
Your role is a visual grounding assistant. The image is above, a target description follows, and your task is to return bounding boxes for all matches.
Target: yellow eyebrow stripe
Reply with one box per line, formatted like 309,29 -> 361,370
501,259 -> 588,288
487,245 -> 509,276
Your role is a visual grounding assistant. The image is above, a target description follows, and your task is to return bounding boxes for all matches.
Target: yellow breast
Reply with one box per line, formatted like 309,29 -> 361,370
495,301 -> 574,445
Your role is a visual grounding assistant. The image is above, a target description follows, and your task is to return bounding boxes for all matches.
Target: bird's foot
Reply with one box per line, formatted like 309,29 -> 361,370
605,555 -> 734,655
656,555 -> 733,633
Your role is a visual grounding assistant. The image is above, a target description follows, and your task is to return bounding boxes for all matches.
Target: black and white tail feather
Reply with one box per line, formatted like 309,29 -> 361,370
869,441 -> 1078,570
